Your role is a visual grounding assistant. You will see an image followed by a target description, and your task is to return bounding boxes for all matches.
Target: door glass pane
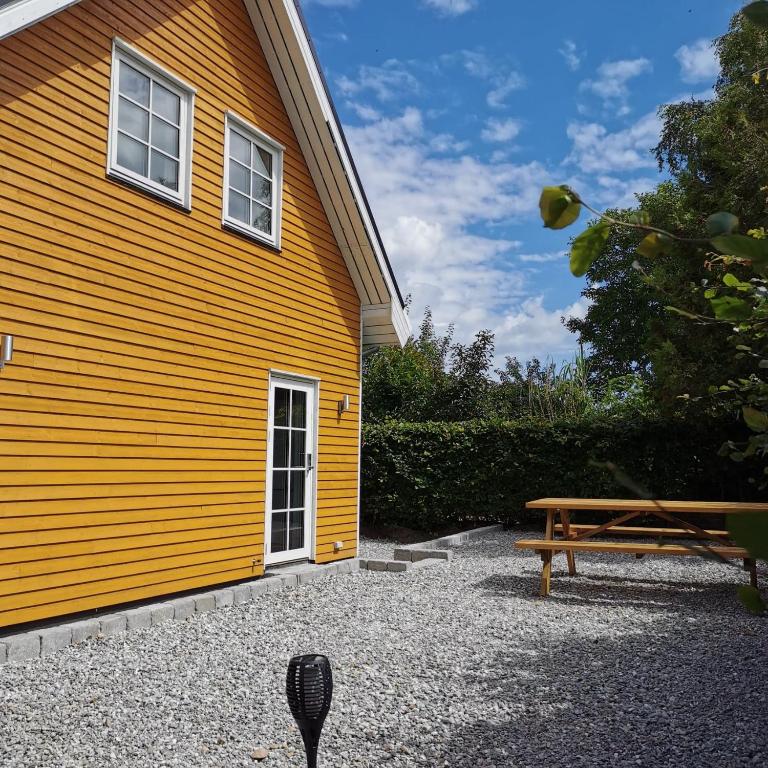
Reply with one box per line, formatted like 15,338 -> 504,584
116,133 -> 148,176
253,175 -> 272,206
252,203 -> 272,235
274,388 -> 290,427
118,97 -> 149,141
290,430 -> 305,468
289,510 -> 304,550
291,391 -> 306,428
290,470 -> 305,509
119,62 -> 150,106
230,130 -> 251,166
271,511 -> 287,553
153,83 -> 180,124
150,150 -> 179,190
152,117 -> 179,157
273,428 -> 289,468
228,190 -> 250,225
229,160 -> 250,195
254,146 -> 272,177
272,470 -> 288,510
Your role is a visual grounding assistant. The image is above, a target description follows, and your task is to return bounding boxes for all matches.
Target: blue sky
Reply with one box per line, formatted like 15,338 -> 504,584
302,0 -> 742,365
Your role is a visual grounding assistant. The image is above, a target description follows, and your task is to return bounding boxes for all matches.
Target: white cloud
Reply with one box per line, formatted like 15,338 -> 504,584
344,108 -> 586,362
422,0 -> 478,16
440,50 -> 526,108
580,58 -> 652,115
487,71 -> 526,108
481,117 -> 523,143
456,50 -> 495,79
518,251 -> 567,264
559,40 -> 583,72
593,174 -> 658,208
566,111 -> 661,173
429,133 -> 470,153
494,297 -> 590,361
675,39 -> 719,84
337,60 -> 419,102
346,102 -> 381,121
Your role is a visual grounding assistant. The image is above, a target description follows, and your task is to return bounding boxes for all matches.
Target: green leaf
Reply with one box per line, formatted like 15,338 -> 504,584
737,586 -> 766,615
637,232 -> 671,258
706,212 -> 740,237
743,1 -> 768,29
729,513 -> 768,560
742,406 -> 768,432
629,211 -> 651,226
539,186 -> 581,230
723,273 -> 751,290
570,221 -> 611,277
711,234 -> 768,265
709,295 -> 752,322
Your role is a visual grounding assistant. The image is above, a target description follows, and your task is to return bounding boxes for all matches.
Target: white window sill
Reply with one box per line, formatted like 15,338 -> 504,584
107,168 -> 190,211
223,217 -> 280,251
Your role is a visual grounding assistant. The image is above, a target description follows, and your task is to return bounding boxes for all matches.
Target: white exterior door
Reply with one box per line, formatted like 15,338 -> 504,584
264,376 -> 316,565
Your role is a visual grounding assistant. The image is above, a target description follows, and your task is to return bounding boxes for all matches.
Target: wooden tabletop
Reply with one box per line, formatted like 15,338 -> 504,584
525,498 -> 768,514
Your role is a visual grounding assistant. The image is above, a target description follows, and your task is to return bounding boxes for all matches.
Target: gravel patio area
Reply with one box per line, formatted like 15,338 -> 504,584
1,530 -> 766,768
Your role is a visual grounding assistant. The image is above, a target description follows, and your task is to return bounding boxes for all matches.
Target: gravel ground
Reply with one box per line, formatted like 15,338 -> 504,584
1,530 -> 767,768
358,537 -> 401,560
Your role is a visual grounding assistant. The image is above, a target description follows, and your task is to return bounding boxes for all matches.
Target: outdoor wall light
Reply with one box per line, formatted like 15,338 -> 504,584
286,654 -> 333,768
0,335 -> 13,371
337,394 -> 351,416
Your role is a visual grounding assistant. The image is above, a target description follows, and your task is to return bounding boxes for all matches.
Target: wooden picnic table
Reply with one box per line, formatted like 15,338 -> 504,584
515,498 -> 768,597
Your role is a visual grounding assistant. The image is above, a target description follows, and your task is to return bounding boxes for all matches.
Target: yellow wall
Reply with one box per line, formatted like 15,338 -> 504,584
0,0 -> 362,628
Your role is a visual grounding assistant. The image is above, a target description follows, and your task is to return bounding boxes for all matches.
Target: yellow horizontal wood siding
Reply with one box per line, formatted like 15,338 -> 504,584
0,0 -> 361,628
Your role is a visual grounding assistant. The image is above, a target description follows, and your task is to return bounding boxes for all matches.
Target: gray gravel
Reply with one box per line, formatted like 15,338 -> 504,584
358,537 -> 401,560
1,531 -> 766,768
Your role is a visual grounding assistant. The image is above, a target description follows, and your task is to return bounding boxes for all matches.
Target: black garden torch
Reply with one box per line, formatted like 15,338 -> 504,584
286,654 -> 333,768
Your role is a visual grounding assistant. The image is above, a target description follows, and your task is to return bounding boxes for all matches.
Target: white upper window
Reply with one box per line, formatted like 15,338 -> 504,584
223,113 -> 284,248
107,40 -> 195,208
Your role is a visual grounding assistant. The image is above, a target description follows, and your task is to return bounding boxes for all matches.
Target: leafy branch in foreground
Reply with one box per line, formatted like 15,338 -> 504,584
539,183 -> 768,612
532,4 -> 768,613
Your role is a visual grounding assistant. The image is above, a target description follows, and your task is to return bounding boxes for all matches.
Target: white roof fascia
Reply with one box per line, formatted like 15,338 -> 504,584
0,0 -> 80,39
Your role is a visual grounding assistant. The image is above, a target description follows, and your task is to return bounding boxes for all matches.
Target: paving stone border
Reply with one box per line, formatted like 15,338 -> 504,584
359,523 -> 504,572
357,557 -> 443,573
0,559 -> 359,665
0,526 -> 503,665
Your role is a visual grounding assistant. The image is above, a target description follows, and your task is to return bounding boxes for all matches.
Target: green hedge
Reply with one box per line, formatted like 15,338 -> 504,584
360,418 -> 758,531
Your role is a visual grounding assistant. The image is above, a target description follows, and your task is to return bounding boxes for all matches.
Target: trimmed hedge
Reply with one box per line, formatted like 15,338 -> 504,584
361,418 -> 758,531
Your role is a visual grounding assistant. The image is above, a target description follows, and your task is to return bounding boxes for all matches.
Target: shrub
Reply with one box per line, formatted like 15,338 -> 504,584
361,417 -> 758,531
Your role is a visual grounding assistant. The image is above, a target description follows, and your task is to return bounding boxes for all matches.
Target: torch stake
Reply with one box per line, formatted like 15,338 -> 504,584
286,655 -> 333,768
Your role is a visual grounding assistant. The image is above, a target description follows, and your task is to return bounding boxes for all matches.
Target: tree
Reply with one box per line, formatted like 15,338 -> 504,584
538,1 -> 768,611
362,309 -> 497,423
567,11 -> 768,405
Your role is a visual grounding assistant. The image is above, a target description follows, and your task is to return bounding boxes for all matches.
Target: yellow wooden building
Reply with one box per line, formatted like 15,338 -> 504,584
0,0 -> 408,628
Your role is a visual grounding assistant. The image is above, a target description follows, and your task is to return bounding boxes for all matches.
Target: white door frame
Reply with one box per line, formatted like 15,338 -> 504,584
264,371 -> 319,565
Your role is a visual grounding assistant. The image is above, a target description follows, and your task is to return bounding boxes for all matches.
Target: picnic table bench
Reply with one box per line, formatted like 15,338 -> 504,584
515,498 -> 768,597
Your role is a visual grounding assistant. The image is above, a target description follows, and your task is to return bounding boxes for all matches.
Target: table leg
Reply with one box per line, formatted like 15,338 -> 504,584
747,558 -> 758,589
540,508 -> 555,597
560,509 -> 577,576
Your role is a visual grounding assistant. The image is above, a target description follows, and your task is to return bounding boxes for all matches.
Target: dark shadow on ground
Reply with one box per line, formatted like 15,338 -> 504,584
426,563 -> 768,767
474,568 -> 755,615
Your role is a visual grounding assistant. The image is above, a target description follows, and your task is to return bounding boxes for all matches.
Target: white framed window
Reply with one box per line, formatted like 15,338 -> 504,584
107,39 -> 195,208
223,113 -> 284,248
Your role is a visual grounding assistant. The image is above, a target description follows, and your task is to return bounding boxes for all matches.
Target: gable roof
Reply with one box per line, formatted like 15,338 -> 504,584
0,0 -> 410,347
